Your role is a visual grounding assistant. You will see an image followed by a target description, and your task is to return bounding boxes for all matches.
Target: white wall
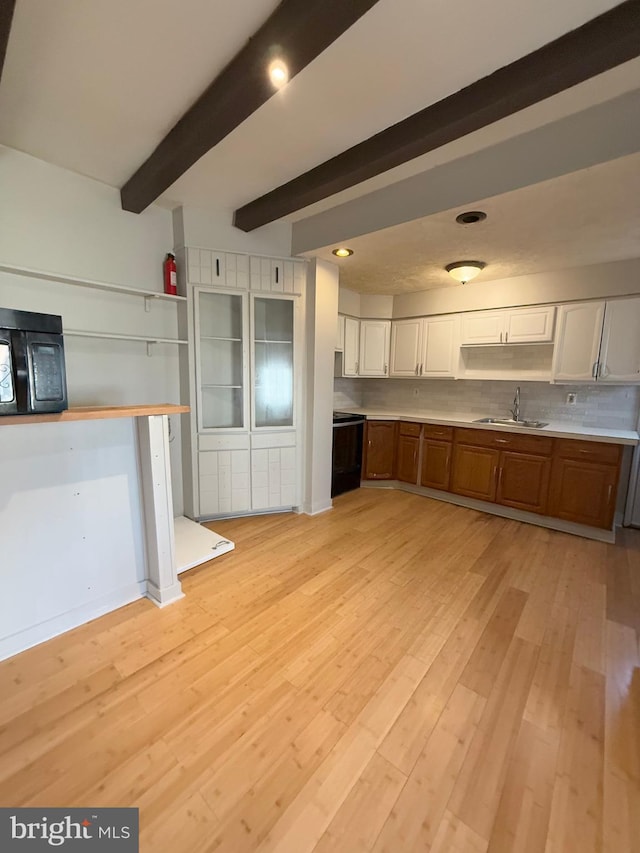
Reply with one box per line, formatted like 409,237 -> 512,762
0,418 -> 147,660
173,205 -> 292,257
305,259 -> 339,515
0,147 -> 185,513
393,257 -> 640,318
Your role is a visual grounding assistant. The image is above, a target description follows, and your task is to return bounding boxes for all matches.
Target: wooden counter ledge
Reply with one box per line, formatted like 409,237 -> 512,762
0,403 -> 190,426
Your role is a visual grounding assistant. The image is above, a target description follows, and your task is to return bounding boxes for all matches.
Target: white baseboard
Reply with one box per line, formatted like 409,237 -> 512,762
303,501 -> 333,516
0,582 -> 146,662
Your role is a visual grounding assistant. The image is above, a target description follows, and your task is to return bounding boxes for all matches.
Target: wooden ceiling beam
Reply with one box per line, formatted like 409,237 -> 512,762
120,0 -> 381,214
0,0 -> 16,86
234,0 -> 640,232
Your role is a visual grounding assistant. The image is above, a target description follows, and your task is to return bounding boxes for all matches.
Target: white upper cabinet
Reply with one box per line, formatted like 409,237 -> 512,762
390,316 -> 458,377
461,311 -> 505,345
421,316 -> 459,377
551,302 -> 605,382
597,297 -> 640,383
506,306 -> 555,343
390,318 -> 423,376
358,320 -> 390,376
336,314 -> 345,351
342,316 -> 360,376
461,306 -> 555,345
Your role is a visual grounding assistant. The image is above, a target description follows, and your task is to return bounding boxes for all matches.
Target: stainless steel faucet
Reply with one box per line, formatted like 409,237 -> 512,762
510,386 -> 521,422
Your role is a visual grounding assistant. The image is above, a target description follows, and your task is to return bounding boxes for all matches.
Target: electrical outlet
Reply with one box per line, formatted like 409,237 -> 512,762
566,392 -> 577,405
413,387 -> 419,398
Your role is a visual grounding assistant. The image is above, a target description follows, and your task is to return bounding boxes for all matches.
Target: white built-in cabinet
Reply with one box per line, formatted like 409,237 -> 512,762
552,297 -> 640,384
180,247 -> 305,520
390,315 -> 459,378
460,306 -> 555,345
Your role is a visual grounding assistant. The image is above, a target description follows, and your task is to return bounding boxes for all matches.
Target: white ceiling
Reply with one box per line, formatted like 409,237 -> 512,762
307,153 -> 640,293
0,0 -> 638,295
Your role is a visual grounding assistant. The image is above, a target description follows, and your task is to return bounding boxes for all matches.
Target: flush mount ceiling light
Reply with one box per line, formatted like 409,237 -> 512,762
332,247 -> 354,258
455,210 -> 487,225
445,261 -> 486,284
268,58 -> 289,88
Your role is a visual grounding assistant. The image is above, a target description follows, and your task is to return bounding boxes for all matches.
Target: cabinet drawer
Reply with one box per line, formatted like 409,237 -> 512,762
424,424 -> 453,441
454,427 -> 552,455
399,421 -> 422,437
553,438 -> 622,465
199,433 -> 250,452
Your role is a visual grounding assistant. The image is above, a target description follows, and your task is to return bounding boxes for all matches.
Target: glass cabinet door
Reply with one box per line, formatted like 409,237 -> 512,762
253,297 -> 294,428
197,290 -> 245,430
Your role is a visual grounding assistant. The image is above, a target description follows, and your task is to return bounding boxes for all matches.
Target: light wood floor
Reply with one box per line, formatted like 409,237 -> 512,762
1,489 -> 639,852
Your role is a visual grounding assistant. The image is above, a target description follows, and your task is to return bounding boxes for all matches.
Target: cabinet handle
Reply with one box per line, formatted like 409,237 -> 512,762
499,332 -> 503,343
215,258 -> 220,277
419,363 -> 423,375
384,363 -> 388,375
415,364 -> 419,375
592,361 -> 598,379
275,266 -> 279,284
505,331 -> 508,343
495,438 -> 509,444
355,361 -> 359,375
498,467 -> 503,488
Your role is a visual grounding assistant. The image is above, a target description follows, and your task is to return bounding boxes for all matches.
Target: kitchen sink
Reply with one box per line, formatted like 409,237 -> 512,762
474,417 -> 548,429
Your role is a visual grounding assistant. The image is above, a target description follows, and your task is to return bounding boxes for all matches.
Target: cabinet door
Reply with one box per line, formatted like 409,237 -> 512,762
343,317 -> 360,376
421,316 -> 458,376
364,421 -> 396,479
460,312 -> 505,345
251,444 -> 297,510
397,435 -> 419,484
252,296 -> 294,428
548,458 -> 618,529
551,302 -> 604,382
496,451 -> 551,514
450,444 -> 499,501
195,289 -> 247,431
421,439 -> 452,490
359,320 -> 390,376
336,314 -> 345,351
390,319 -> 422,376
506,306 -> 555,343
199,449 -> 251,516
598,298 -> 640,383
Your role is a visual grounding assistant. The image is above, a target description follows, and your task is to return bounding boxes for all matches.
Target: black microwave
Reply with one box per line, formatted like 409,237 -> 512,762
0,308 -> 68,416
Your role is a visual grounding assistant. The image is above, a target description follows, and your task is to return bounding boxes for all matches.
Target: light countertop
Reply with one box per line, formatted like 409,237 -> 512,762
335,407 -> 639,445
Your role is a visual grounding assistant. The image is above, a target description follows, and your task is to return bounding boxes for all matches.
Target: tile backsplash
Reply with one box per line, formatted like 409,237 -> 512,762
334,378 -> 640,430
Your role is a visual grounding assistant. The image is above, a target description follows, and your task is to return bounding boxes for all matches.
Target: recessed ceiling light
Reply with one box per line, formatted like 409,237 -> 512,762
445,261 -> 486,284
268,59 -> 289,88
455,210 -> 487,225
332,247 -> 354,258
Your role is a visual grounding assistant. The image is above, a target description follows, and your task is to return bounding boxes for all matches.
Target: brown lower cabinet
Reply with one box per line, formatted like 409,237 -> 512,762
363,420 -> 397,479
396,421 -> 422,484
363,420 -> 623,531
420,425 -> 453,491
451,428 -> 553,514
548,440 -> 622,529
497,451 -> 551,514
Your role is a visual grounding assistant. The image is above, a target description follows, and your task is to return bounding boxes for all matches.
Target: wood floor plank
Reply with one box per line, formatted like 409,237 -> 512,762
0,490 -> 636,852
448,636 -> 540,840
373,683 -> 485,852
544,664 -> 606,853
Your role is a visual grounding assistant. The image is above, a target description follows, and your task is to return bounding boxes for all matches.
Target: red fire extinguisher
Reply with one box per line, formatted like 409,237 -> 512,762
163,252 -> 177,295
